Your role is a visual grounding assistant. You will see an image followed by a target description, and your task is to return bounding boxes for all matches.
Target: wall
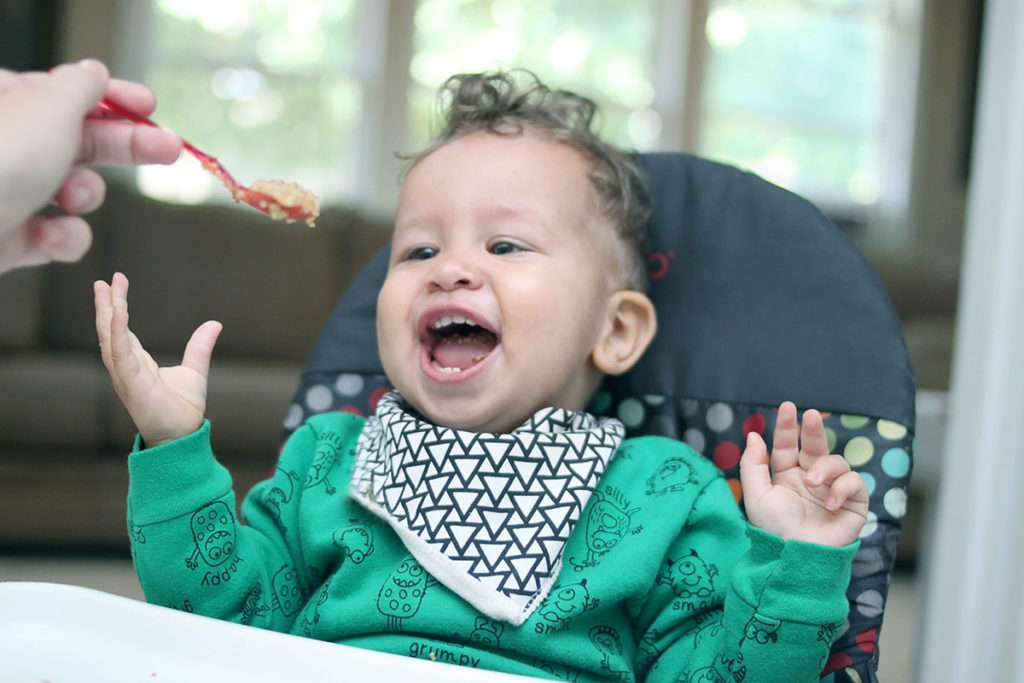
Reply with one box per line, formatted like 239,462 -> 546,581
58,0 -> 122,65
905,0 -> 979,276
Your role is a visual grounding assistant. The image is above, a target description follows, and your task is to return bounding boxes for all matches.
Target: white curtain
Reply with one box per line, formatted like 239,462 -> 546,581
918,0 -> 1024,679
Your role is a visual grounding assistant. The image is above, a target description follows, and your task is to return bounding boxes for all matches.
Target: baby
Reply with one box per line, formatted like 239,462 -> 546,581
95,71 -> 868,682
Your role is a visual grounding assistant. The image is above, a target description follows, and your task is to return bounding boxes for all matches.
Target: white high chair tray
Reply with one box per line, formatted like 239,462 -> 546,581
0,582 -> 541,682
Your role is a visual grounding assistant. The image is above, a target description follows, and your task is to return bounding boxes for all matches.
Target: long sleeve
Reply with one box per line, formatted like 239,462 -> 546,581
633,472 -> 858,683
126,415 -> 365,631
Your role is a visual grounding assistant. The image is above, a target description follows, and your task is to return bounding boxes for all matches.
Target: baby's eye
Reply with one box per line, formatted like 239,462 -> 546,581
489,240 -> 525,256
402,245 -> 438,261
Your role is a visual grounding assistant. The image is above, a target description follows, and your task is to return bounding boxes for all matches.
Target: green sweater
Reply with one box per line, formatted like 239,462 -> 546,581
127,413 -> 856,682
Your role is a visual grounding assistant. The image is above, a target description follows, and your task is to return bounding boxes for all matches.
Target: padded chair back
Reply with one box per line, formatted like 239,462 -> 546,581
282,153 -> 914,683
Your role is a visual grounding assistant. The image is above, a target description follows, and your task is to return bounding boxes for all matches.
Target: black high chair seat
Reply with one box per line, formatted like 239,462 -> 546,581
282,153 -> 914,683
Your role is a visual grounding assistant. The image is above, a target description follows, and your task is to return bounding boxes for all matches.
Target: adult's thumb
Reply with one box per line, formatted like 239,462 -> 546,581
48,59 -> 110,115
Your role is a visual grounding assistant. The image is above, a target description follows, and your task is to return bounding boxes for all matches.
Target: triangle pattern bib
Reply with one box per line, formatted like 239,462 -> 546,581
349,391 -> 624,625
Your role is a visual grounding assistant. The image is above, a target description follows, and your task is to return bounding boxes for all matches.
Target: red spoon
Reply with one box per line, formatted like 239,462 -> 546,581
97,97 -> 318,225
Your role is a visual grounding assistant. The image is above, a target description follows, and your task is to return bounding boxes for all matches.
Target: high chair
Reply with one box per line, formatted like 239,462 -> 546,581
283,152 -> 915,683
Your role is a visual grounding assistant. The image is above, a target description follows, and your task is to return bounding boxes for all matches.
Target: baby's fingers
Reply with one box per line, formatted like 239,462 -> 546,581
804,453 -> 853,489
181,320 -> 223,381
769,401 -> 800,472
824,470 -> 869,513
108,292 -> 134,367
103,273 -> 141,380
94,277 -> 115,363
798,408 -> 830,460
739,431 -> 773,504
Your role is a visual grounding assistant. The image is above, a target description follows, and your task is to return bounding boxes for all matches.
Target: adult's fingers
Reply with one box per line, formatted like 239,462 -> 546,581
45,59 -> 110,119
34,215 -> 94,263
79,118 -> 182,165
54,166 -> 106,215
0,215 -> 93,272
100,78 -> 160,116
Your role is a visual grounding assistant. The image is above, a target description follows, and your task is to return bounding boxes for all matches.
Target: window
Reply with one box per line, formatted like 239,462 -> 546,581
136,0 -> 365,206
133,0 -> 920,228
698,0 -> 917,214
406,0 -> 660,150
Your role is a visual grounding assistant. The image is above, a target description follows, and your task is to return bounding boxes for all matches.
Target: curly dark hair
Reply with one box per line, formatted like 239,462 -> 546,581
403,70 -> 652,292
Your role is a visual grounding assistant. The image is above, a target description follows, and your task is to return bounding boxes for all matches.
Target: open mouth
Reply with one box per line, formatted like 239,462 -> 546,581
426,314 -> 499,374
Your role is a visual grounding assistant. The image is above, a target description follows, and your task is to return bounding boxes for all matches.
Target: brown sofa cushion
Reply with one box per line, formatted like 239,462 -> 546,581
0,268 -> 43,349
0,351 -> 110,447
42,182 -> 391,360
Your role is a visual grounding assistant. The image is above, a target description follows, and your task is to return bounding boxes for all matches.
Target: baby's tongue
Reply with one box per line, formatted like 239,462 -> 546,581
433,337 -> 492,370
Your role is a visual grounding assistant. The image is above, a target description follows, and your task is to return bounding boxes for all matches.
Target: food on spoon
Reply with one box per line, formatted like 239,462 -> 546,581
247,180 -> 320,227
96,98 -> 319,226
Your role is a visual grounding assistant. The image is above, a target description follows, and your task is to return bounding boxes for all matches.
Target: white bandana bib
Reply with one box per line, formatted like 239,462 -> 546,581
349,392 -> 624,625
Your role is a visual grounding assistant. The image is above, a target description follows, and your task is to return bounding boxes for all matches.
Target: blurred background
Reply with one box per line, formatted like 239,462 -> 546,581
0,0 -> 986,680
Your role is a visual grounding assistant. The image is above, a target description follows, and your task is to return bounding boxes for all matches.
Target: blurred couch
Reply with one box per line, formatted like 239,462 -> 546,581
0,182 -> 390,549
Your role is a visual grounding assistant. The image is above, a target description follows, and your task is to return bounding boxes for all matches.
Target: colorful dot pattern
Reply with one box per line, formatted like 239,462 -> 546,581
281,373 -> 912,682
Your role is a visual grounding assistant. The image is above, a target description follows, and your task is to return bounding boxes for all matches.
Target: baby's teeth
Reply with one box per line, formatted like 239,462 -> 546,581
432,315 -> 479,329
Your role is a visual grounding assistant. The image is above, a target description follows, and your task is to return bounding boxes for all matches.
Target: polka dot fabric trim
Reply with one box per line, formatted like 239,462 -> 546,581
281,372 -> 393,437
281,375 -> 910,682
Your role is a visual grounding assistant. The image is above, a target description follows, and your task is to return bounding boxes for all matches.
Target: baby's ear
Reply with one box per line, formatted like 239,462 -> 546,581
592,290 -> 657,376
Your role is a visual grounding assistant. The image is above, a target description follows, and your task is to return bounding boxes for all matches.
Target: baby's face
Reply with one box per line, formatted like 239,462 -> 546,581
377,131 -> 620,433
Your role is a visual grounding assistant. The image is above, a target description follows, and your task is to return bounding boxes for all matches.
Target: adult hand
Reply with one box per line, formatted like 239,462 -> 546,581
0,59 -> 182,274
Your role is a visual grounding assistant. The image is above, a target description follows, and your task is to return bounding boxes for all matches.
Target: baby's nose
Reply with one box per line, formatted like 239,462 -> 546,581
429,252 -> 481,291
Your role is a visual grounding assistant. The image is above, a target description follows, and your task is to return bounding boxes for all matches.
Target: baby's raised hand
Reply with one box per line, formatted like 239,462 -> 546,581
739,402 -> 868,547
94,272 -> 222,447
